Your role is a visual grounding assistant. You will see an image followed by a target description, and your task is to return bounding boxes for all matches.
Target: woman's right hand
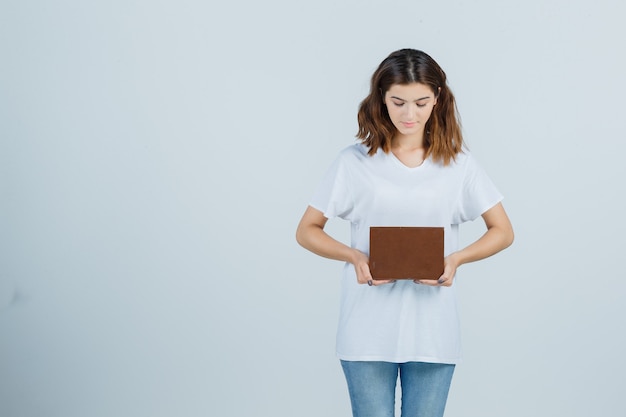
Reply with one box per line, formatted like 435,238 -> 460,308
296,206 -> 393,286
352,249 -> 395,286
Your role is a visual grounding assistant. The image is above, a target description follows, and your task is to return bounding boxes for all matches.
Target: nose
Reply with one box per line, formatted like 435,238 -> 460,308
403,103 -> 417,119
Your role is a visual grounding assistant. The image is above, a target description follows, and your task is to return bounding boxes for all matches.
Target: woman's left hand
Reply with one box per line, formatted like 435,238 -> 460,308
413,202 -> 514,287
414,253 -> 459,287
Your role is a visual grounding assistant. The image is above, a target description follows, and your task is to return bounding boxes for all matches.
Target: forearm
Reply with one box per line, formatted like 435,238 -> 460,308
296,224 -> 358,265
296,206 -> 386,286
451,224 -> 514,267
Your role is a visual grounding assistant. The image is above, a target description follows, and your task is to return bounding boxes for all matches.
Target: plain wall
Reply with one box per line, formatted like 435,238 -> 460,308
1,0 -> 625,416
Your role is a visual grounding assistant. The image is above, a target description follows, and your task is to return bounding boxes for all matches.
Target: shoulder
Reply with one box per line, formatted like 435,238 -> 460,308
335,143 -> 372,164
451,150 -> 497,186
452,148 -> 471,165
430,149 -> 484,179
447,149 -> 478,171
338,143 -> 369,157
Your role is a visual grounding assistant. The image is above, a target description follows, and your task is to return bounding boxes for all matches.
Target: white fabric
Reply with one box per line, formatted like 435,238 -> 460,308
310,143 -> 503,364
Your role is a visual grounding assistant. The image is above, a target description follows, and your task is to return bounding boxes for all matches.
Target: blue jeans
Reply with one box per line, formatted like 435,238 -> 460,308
340,361 -> 455,417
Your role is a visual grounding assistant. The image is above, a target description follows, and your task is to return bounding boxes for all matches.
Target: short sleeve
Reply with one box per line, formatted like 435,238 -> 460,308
309,153 -> 355,221
452,153 -> 503,224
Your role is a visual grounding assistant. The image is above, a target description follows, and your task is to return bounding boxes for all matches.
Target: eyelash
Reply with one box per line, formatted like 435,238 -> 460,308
393,102 -> 427,108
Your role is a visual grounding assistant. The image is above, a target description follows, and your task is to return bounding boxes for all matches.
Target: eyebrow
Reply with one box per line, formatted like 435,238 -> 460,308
390,95 -> 431,102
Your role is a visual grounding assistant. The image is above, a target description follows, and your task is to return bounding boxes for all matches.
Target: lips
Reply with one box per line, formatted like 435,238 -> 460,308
401,122 -> 416,128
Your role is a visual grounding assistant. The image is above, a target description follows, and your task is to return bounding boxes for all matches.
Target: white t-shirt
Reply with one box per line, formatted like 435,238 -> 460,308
310,143 -> 503,364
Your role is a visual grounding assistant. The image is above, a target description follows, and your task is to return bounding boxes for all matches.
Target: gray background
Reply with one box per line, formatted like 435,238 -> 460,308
1,0 -> 625,416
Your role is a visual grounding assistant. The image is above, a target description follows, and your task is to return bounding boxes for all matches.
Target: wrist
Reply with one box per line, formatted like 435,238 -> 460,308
348,248 -> 365,265
447,251 -> 463,268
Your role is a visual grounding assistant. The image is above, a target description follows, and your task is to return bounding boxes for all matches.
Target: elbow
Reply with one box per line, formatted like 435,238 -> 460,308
295,226 -> 304,248
295,206 -> 327,250
503,225 -> 515,249
296,222 -> 324,251
488,222 -> 514,252
295,223 -> 309,248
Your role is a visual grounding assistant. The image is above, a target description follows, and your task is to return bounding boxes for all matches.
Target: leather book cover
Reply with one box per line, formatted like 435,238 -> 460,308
369,227 -> 444,280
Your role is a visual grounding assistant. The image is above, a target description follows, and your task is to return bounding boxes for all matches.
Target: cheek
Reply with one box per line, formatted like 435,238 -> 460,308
422,106 -> 435,119
388,106 -> 405,120
384,107 -> 398,120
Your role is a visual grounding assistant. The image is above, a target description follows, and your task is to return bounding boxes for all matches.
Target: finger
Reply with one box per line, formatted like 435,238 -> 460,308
414,279 -> 440,286
358,264 -> 373,285
371,279 -> 395,286
438,273 -> 453,287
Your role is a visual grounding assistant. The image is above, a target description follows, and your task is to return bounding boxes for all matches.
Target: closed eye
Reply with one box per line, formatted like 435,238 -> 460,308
392,100 -> 428,108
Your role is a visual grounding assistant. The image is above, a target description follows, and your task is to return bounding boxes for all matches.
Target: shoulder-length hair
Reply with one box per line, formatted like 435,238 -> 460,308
357,49 -> 463,165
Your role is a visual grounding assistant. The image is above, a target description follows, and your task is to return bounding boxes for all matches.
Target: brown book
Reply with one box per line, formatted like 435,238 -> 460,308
369,226 -> 444,280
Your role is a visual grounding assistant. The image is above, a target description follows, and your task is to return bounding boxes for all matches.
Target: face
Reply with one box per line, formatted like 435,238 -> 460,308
383,83 -> 438,139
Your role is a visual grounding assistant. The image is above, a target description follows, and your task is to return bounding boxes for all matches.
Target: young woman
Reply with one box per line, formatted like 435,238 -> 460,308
296,49 -> 513,417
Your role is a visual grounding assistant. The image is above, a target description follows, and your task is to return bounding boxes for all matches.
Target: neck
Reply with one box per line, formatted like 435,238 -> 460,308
391,132 -> 424,151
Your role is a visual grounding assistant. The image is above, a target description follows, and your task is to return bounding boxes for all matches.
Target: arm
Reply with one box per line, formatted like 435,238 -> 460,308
296,206 -> 393,286
418,202 -> 514,287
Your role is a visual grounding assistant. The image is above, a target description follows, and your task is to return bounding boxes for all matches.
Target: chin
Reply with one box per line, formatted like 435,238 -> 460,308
398,127 -> 417,135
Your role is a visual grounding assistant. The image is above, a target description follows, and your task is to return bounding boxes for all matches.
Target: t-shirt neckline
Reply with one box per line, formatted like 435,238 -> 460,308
388,150 -> 430,170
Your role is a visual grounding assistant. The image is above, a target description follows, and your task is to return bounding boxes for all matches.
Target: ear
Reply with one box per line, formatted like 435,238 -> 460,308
434,87 -> 441,105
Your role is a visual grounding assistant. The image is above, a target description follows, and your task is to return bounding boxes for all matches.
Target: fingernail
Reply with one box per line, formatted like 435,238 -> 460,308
438,278 -> 445,284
